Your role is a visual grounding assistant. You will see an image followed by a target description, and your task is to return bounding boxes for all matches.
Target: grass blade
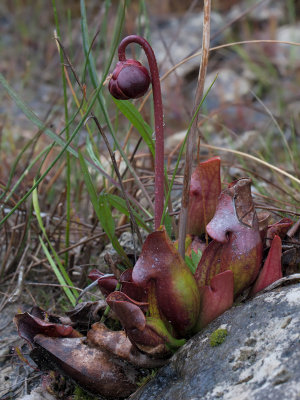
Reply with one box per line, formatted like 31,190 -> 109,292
0,72 -> 78,157
106,193 -> 150,232
0,77 -> 144,226
78,150 -> 132,267
113,98 -> 155,156
32,185 -> 78,305
52,0 -> 71,268
1,144 -> 52,207
39,237 -> 76,307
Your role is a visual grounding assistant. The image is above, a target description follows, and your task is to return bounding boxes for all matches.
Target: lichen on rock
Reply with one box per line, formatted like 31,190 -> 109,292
209,328 -> 228,347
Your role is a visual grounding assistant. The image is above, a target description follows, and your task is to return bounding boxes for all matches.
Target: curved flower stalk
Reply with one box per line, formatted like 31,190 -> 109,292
187,156 -> 221,236
195,179 -> 263,295
132,227 -> 200,336
109,35 -> 164,230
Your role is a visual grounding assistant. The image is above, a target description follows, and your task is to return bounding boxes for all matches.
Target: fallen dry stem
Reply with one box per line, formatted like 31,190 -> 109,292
255,206 -> 300,217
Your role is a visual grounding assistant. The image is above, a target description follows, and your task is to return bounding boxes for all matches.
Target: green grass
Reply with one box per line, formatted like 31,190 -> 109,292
1,5 -> 299,400
0,0 -> 299,306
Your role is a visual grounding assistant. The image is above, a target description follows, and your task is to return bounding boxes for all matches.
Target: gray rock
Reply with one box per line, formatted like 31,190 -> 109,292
204,69 -> 251,104
98,231 -> 148,271
227,0 -> 284,23
150,12 -> 225,83
275,24 -> 300,72
19,387 -> 56,400
130,284 -> 300,400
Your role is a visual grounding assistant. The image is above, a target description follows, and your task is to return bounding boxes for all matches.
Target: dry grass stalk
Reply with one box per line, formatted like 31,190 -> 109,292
177,0 -> 211,258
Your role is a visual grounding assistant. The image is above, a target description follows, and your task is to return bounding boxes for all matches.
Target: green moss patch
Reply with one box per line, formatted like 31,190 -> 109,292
73,386 -> 97,400
209,328 -> 228,347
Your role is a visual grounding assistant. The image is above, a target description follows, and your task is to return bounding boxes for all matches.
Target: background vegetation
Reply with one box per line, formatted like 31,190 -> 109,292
0,1 -> 299,397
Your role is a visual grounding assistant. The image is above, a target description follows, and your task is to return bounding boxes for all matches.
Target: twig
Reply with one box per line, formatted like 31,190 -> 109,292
287,218 -> 300,238
177,0 -> 211,258
54,36 -> 85,94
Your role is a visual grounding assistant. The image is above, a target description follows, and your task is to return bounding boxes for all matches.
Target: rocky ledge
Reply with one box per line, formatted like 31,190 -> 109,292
130,283 -> 300,400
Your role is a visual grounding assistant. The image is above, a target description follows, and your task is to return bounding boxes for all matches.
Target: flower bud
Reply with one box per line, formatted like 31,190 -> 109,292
108,59 -> 151,100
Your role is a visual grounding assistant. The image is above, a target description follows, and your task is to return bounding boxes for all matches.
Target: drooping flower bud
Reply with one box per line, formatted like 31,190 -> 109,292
108,59 -> 151,100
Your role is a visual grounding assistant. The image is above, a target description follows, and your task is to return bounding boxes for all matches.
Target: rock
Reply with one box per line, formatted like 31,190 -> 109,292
150,12 -> 225,82
98,231 -> 148,271
227,0 -> 284,23
130,283 -> 300,400
204,69 -> 251,104
19,387 -> 56,400
275,24 -> 300,72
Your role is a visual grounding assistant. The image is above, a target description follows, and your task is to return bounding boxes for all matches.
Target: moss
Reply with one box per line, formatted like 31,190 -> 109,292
137,369 -> 158,387
209,328 -> 228,347
73,386 -> 97,400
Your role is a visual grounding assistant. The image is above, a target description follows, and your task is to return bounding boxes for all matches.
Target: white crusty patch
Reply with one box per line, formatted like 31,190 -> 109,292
210,383 -> 252,400
218,323 -> 229,331
262,284 -> 300,305
261,290 -> 284,303
285,289 -> 300,306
